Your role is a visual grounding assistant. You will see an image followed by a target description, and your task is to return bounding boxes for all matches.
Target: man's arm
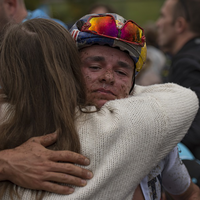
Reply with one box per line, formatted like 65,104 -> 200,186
169,181 -> 200,200
132,185 -> 145,200
0,132 -> 93,195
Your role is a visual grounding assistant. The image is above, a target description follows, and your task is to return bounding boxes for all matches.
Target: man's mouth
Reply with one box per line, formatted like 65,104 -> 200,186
94,88 -> 115,96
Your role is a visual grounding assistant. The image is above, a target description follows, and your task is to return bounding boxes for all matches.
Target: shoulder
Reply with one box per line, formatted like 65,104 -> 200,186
52,18 -> 68,29
172,55 -> 200,69
172,43 -> 200,70
170,50 -> 200,84
28,9 -> 49,19
28,9 -> 68,29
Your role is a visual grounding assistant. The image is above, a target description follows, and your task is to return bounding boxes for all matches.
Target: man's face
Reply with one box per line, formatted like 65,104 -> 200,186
0,2 -> 10,32
156,0 -> 177,53
80,45 -> 135,109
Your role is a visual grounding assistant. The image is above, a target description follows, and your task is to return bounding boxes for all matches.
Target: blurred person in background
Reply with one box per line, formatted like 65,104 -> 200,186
157,0 -> 200,161
0,0 -> 68,32
157,0 -> 200,198
135,22 -> 166,86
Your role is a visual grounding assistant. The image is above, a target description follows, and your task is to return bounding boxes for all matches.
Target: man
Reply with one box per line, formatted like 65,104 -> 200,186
0,0 -> 93,195
0,0 -> 67,31
69,13 -> 200,199
157,0 -> 200,159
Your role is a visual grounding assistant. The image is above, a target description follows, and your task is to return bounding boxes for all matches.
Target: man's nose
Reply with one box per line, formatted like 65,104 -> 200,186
156,18 -> 161,28
99,71 -> 114,84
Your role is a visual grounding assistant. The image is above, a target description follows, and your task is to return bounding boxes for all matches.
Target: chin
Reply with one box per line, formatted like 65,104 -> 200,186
95,100 -> 109,109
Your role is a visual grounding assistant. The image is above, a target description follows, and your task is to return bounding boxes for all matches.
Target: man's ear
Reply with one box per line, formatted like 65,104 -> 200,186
175,17 -> 188,34
3,0 -> 18,17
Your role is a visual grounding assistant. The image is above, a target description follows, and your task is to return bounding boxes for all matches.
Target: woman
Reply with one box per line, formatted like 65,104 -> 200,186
0,18 -> 86,199
0,18 -> 198,200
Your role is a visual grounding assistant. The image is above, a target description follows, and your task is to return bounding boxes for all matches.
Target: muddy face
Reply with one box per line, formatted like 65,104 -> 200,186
80,45 -> 135,109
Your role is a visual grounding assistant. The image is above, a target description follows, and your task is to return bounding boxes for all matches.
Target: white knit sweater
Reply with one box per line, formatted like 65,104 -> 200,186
3,83 -> 199,200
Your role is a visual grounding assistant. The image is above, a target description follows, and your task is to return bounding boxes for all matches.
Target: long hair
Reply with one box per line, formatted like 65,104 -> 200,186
0,18 -> 86,199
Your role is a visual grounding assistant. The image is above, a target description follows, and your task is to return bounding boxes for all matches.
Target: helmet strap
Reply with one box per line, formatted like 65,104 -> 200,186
129,67 -> 135,94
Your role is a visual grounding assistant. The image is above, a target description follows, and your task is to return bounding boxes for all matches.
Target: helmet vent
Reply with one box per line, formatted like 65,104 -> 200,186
76,20 -> 85,31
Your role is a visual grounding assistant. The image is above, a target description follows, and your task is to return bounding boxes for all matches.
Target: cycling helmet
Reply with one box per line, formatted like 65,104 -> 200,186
70,13 -> 147,76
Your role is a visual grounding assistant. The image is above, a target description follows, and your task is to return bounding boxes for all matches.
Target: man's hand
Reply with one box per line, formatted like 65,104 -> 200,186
0,132 -> 93,195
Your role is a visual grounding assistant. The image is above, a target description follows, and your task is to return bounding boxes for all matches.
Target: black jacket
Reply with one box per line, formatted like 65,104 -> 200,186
168,38 -> 200,159
168,37 -> 200,160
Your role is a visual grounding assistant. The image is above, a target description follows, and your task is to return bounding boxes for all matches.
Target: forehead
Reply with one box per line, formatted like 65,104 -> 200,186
162,0 -> 177,14
80,45 -> 134,66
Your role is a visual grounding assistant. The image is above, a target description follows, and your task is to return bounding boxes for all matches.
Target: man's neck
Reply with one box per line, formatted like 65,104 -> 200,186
171,32 -> 198,55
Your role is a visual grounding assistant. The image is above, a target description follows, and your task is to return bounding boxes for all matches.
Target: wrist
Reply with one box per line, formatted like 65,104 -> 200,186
0,149 -> 13,181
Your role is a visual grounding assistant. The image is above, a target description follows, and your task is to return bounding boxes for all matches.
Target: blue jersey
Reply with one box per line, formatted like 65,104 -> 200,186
22,9 -> 68,29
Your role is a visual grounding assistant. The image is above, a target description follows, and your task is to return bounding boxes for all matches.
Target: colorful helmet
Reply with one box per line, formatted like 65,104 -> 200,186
70,13 -> 147,76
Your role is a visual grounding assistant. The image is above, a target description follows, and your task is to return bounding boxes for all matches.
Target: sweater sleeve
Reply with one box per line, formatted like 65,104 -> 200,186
70,83 -> 198,200
9,83 -> 198,200
130,83 -> 199,165
102,83 -> 198,172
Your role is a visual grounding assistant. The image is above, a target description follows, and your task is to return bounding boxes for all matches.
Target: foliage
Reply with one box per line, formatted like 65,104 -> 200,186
24,0 -> 41,10
24,0 -> 165,27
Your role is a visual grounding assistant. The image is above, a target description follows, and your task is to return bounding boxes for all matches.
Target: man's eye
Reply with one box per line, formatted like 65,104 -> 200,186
89,66 -> 101,70
116,71 -> 126,76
